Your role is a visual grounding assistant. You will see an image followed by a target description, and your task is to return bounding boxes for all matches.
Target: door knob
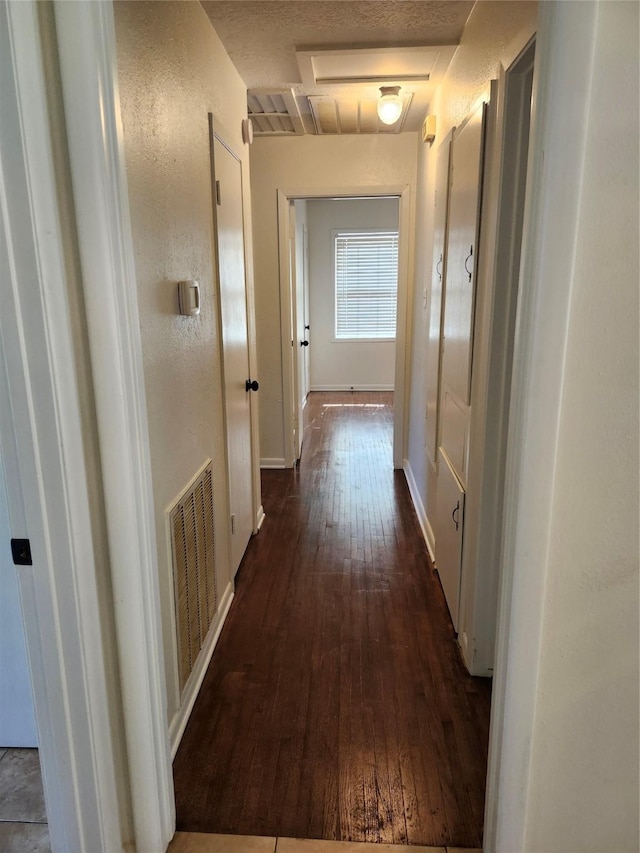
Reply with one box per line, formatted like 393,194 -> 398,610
300,340 -> 309,347
245,379 -> 259,392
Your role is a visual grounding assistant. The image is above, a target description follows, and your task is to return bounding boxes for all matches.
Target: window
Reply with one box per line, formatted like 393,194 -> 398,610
335,230 -> 398,340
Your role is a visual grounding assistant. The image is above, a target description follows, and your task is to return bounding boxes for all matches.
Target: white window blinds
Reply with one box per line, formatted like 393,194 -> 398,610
335,231 -> 398,340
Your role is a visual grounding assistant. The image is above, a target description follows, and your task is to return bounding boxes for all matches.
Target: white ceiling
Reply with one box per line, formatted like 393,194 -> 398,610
200,1 -> 475,133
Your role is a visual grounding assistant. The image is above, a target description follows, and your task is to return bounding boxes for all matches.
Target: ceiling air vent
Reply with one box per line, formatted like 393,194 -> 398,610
247,88 -> 304,137
308,93 -> 413,135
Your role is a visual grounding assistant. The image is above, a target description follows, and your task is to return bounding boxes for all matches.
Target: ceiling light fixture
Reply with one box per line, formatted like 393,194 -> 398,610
377,86 -> 403,125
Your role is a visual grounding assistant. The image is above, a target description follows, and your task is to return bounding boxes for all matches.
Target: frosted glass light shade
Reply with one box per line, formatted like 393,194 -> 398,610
377,86 -> 403,125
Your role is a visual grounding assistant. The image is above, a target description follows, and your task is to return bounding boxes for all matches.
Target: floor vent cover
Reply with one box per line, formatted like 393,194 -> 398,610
169,461 -> 217,691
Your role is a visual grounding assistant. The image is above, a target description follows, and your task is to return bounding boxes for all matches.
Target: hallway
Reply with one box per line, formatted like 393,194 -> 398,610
173,392 -> 491,848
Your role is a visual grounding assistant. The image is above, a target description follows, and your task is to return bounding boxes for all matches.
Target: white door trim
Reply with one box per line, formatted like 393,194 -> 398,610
277,185 -> 411,469
484,2 -> 598,850
50,1 -> 175,850
1,2 -> 142,849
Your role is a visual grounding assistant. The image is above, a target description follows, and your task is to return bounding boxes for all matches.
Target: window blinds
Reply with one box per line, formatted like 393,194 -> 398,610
335,231 -> 399,340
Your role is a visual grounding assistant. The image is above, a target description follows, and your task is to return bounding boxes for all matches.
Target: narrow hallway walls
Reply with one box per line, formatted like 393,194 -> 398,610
114,0 -> 257,730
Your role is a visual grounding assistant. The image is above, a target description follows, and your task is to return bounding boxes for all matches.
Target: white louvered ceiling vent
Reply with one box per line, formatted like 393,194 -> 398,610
308,93 -> 413,135
247,88 -> 304,136
169,460 -> 217,692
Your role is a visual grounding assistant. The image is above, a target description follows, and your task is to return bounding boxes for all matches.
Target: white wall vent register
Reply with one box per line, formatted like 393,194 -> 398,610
169,461 -> 217,691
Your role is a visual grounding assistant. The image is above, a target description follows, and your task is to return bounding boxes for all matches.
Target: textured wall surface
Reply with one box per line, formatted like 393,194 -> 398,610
307,197 -> 399,390
405,0 -> 537,536
201,1 -> 473,89
436,0 -> 537,141
250,133 -> 417,463
114,0 -> 252,724
524,2 -> 639,849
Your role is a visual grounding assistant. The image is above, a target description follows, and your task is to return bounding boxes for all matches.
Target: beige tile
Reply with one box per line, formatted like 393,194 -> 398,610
0,749 -> 46,823
276,839 -> 446,853
0,822 -> 51,853
168,832 -> 277,853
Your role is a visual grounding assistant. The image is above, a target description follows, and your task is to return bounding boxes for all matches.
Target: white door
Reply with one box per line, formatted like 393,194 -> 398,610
0,400 -> 37,747
440,101 -> 487,482
212,129 -> 254,576
436,448 -> 465,631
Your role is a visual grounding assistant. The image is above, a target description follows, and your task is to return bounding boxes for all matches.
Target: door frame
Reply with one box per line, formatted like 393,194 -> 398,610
277,186 -> 411,469
484,3 -> 600,849
457,40 -> 536,677
1,1 -> 174,850
0,3 -> 173,851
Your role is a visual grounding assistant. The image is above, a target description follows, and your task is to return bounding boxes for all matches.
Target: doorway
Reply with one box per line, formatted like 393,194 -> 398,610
287,196 -> 401,464
277,187 -> 411,471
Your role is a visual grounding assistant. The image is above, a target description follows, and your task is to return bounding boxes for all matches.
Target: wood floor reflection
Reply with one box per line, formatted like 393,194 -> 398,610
173,392 -> 491,847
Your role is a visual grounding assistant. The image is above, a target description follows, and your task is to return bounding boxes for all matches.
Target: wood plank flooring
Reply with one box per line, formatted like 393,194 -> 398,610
173,392 -> 491,847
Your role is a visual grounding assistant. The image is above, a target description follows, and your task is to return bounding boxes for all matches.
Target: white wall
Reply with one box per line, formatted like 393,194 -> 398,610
250,133 -> 417,464
306,197 -> 398,390
521,2 -> 639,848
114,0 -> 255,726
405,0 -> 537,538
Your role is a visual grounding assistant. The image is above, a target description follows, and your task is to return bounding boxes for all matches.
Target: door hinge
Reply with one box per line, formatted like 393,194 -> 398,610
216,180 -> 221,205
231,513 -> 235,534
11,538 -> 32,566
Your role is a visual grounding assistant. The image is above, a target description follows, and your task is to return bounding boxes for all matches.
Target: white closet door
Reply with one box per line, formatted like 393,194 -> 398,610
436,449 -> 465,631
425,139 -> 452,468
440,102 -> 486,483
212,131 -> 254,577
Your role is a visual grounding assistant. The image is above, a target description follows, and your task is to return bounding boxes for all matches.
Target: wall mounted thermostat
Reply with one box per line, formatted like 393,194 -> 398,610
178,280 -> 200,316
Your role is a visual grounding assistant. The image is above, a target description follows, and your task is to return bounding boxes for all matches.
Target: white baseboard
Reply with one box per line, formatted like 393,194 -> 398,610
310,384 -> 394,392
255,504 -> 265,531
403,459 -> 436,563
169,581 -> 234,758
260,458 -> 286,469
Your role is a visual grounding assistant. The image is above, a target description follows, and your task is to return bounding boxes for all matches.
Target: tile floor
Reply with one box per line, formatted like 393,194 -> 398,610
168,833 -> 483,853
0,748 -> 50,852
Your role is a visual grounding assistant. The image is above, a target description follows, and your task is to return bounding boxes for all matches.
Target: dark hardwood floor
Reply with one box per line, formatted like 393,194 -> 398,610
173,391 -> 491,847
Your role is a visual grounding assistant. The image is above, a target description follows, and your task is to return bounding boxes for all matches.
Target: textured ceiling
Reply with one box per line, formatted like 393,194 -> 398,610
200,1 -> 475,133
